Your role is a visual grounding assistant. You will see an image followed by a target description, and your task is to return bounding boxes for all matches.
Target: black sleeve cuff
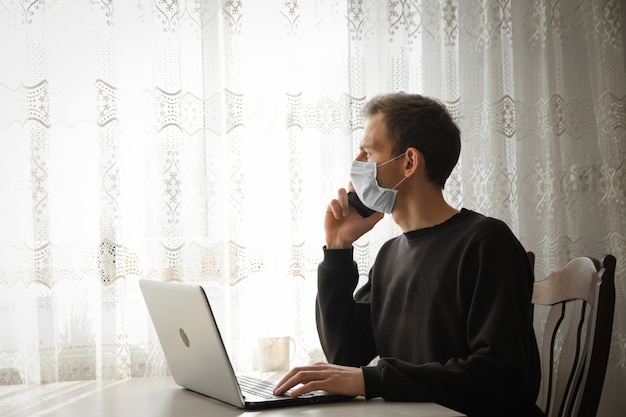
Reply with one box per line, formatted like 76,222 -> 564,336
361,365 -> 385,399
321,245 -> 354,268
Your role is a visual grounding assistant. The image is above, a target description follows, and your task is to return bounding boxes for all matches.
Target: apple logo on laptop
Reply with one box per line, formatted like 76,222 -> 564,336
179,328 -> 191,348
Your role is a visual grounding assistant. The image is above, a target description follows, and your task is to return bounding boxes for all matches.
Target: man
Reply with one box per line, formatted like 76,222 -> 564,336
274,93 -> 544,416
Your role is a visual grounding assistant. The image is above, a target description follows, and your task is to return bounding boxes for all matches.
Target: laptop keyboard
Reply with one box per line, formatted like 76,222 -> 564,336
237,375 -> 287,399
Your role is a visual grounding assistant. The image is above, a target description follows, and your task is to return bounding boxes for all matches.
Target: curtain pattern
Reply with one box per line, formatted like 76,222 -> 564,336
0,0 -> 624,415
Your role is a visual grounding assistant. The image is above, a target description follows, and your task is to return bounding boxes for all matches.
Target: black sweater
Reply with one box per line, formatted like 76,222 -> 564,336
316,209 -> 544,417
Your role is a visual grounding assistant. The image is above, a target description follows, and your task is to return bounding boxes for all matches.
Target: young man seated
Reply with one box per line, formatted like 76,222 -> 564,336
274,93 -> 544,417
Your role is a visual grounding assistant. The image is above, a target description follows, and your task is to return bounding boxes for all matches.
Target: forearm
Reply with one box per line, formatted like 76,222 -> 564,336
363,352 -> 537,416
316,247 -> 377,366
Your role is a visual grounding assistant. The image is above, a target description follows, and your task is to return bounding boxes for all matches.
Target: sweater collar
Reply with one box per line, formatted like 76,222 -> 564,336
403,208 -> 472,241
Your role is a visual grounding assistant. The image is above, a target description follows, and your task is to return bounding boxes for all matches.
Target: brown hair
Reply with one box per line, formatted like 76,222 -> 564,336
362,93 -> 460,189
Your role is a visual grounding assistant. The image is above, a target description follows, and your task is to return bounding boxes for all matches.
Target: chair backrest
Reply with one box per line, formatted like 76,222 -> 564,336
530,253 -> 616,417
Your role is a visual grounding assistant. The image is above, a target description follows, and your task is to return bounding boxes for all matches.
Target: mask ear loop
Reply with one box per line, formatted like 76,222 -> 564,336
376,152 -> 406,168
391,175 -> 408,190
378,152 -> 408,190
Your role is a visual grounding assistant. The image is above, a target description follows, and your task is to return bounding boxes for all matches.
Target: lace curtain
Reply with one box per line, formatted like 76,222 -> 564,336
0,1 -> 624,415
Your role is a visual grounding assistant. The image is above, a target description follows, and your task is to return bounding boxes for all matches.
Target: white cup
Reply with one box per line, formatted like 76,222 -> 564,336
258,336 -> 296,372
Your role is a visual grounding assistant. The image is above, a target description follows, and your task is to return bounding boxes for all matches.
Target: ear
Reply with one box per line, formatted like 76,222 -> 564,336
403,147 -> 422,177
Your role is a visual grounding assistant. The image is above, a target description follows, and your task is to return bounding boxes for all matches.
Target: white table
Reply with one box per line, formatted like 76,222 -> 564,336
1,377 -> 466,416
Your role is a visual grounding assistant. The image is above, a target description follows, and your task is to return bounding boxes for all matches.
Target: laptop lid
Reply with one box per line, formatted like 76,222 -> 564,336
139,279 -> 246,408
138,279 -> 349,409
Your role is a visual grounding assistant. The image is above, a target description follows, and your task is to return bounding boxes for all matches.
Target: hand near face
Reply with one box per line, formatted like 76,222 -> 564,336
325,188 -> 384,249
273,362 -> 365,398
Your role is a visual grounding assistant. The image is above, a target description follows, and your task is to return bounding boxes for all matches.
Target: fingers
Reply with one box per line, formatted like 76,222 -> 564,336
338,188 -> 349,214
326,188 -> 351,219
273,364 -> 331,396
273,366 -> 317,396
326,198 -> 343,219
286,379 -> 329,398
273,367 -> 300,393
273,363 -> 365,398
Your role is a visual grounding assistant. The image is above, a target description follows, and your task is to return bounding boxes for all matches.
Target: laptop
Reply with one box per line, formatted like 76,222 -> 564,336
138,279 -> 351,409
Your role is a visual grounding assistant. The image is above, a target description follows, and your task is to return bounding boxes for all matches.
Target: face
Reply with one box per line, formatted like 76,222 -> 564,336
356,112 -> 404,188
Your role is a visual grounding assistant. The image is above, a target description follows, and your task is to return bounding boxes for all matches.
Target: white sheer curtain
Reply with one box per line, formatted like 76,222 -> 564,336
0,0 -> 624,415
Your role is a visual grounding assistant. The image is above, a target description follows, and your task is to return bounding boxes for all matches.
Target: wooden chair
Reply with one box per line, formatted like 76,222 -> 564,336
529,253 -> 616,417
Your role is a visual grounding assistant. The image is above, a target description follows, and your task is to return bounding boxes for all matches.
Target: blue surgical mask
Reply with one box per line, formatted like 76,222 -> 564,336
350,153 -> 407,214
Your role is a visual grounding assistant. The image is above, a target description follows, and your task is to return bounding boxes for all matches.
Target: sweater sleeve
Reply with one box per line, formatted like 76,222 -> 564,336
315,246 -> 378,367
360,227 -> 542,416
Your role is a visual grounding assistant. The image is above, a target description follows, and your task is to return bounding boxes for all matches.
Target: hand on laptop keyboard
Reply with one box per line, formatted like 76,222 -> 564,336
237,375 -> 292,399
